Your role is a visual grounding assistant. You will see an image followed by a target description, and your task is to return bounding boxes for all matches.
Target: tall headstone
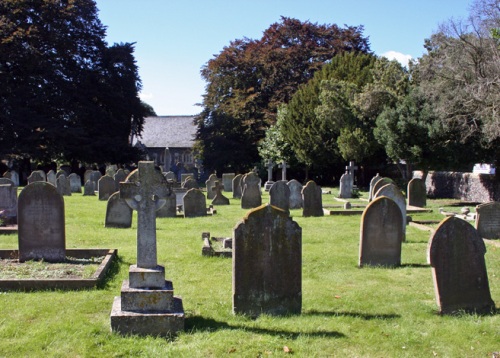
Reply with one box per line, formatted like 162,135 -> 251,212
98,175 -> 116,201
68,173 -> 82,193
205,174 -> 218,200
56,174 -> 71,196
222,173 -> 235,192
475,201 -> 500,239
407,178 -> 426,207
233,204 -> 302,316
264,159 -> 275,191
359,196 -> 403,267
111,161 -> 184,337
183,188 -> 207,218
27,170 -> 46,184
46,170 -> 57,187
302,180 -> 323,217
18,182 -> 65,262
338,171 -> 353,198
241,172 -> 262,209
287,179 -> 303,209
232,174 -> 243,199
368,173 -> 382,201
428,216 -> 495,314
269,180 -> 290,213
211,181 -> 230,206
105,192 -> 132,228
374,183 -> 407,240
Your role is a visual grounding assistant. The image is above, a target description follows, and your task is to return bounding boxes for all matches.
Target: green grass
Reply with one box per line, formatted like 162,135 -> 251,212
0,188 -> 498,357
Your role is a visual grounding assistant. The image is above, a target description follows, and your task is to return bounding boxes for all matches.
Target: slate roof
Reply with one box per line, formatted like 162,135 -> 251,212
136,115 -> 197,148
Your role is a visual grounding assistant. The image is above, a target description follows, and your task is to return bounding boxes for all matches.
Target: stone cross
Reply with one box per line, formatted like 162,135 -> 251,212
345,161 -> 358,184
266,159 -> 275,182
120,161 -> 168,269
212,180 -> 224,198
279,160 -> 290,181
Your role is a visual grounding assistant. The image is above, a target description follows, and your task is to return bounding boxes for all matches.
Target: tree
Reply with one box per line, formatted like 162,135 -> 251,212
196,17 -> 370,172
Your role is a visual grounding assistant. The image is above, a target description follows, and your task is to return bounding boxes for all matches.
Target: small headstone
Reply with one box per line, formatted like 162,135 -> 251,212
18,182 -> 65,262
68,173 -> 82,193
407,178 -> 426,207
232,174 -> 243,199
211,181 -> 230,205
83,180 -> 96,196
27,170 -> 46,184
339,171 -> 353,198
183,188 -> 207,218
269,180 -> 290,213
222,173 -> 235,192
241,172 -> 262,209
368,173 -> 382,201
233,204 -> 301,316
475,201 -> 500,239
98,175 -> 116,201
287,179 -> 303,209
56,174 -> 71,196
46,170 -> 57,187
205,174 -> 218,200
428,216 -> 495,314
114,169 -> 128,191
105,191 -> 132,228
302,180 -> 323,217
359,196 -> 403,267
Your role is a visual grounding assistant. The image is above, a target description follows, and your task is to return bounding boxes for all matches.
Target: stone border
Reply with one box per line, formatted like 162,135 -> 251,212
0,248 -> 117,291
0,225 -> 18,235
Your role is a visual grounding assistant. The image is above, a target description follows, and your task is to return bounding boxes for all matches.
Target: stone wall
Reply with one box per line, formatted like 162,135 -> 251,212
413,171 -> 500,201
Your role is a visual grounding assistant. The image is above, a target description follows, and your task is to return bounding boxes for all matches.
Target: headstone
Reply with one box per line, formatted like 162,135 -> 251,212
56,169 -> 66,179
345,161 -> 358,182
59,165 -> 71,177
0,181 -> 17,224
27,170 -> 46,184
111,161 -> 184,337
114,169 -> 128,192
374,183 -> 407,240
180,173 -> 194,184
89,170 -> 102,189
302,180 -> 323,217
278,160 -> 290,181
68,173 -> 82,193
98,175 -> 116,201
475,201 -> 500,239
164,148 -> 172,172
18,182 -> 65,262
269,180 -> 290,213
338,171 -> 353,198
368,173 -> 382,201
83,180 -> 95,196
83,169 -> 93,185
163,171 -> 176,183
359,196 -> 403,267
233,204 -> 302,316
241,172 -> 262,209
211,181 -> 230,206
46,170 -> 57,187
106,165 -> 117,178
3,170 -> 19,186
407,178 -> 426,207
105,191 -> 132,228
287,179 -> 303,209
183,188 -> 207,218
371,177 -> 393,201
264,159 -> 275,191
181,176 -> 198,189
428,216 -> 495,314
232,174 -> 243,199
205,174 -> 218,200
156,180 -> 177,218
222,173 -> 235,192
56,174 -> 71,196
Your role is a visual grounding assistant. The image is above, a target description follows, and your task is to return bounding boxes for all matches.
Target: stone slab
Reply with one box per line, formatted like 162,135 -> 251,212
129,264 -> 166,289
120,280 -> 174,312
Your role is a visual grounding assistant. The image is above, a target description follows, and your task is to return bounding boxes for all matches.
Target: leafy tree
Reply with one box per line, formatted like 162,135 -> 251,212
196,17 -> 370,172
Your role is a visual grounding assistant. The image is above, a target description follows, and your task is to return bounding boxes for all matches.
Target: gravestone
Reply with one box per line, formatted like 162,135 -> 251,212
241,172 -> 262,209
3,170 -> 19,186
0,181 -> 17,224
278,160 -> 290,181
475,201 -> 500,239
368,173 -> 382,201
205,174 -> 218,200
211,181 -> 230,206
183,188 -> 207,218
264,159 -> 275,191
98,175 -> 116,201
106,165 -> 117,178
359,196 -> 403,267
371,177 -> 393,201
18,182 -> 65,262
407,178 -> 426,207
156,180 -> 177,218
68,173 -> 81,193
302,180 -> 323,217
233,204 -> 302,316
114,169 -> 128,191
338,171 -> 353,198
222,173 -> 235,192
180,173 -> 194,184
269,180 -> 290,213
163,171 -> 176,183
56,169 -> 66,179
83,169 -> 93,185
56,175 -> 71,196
27,170 -> 46,184
46,170 -> 57,187
374,183 -> 407,240
83,180 -> 95,196
428,216 -> 495,314
287,179 -> 303,209
345,161 -> 358,185
232,174 -> 243,199
89,170 -> 102,190
164,148 -> 172,172
181,176 -> 198,189
105,191 -> 132,228
111,161 -> 184,337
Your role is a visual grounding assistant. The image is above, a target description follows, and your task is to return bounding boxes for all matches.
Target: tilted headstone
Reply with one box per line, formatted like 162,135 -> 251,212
222,173 -> 235,192
339,171 -> 353,198
46,170 -> 57,187
368,173 -> 382,201
205,174 -> 218,200
428,216 -> 495,314
27,170 -> 46,184
105,191 -> 132,228
232,174 -> 243,199
407,178 -> 426,207
68,173 -> 82,193
114,169 -> 128,192
359,196 -> 403,267
183,188 -> 207,218
241,172 -> 262,209
98,175 -> 115,201
211,181 -> 230,206
287,179 -> 303,209
56,174 -> 71,196
0,180 -> 17,224
269,180 -> 290,213
475,201 -> 500,239
302,180 -> 323,217
374,183 -> 407,240
83,180 -> 95,196
233,204 -> 302,316
18,182 -> 65,262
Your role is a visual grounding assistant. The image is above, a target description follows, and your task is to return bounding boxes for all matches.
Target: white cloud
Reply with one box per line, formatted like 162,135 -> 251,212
139,92 -> 154,100
381,51 -> 412,68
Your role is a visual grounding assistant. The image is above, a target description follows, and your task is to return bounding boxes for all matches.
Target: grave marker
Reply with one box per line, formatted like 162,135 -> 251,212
105,192 -> 132,228
211,181 -> 230,205
183,188 -> 208,218
98,175 -> 115,201
407,178 -> 426,207
232,174 -> 243,199
241,172 -> 262,209
287,179 -> 303,209
302,180 -> 323,217
475,201 -> 500,239
269,180 -> 290,213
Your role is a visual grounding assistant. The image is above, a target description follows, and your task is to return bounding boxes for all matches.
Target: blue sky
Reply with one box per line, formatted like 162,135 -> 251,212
95,0 -> 473,116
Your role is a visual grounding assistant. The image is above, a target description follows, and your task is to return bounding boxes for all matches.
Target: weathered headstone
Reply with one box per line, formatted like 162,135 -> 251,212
181,176 -> 198,189
269,180 -> 290,213
105,192 -> 132,228
205,174 -> 218,200
83,180 -> 95,196
46,170 -> 57,187
89,170 -> 102,189
98,175 -> 115,201
287,179 -> 303,209
475,201 -> 500,239
407,178 -> 426,207
368,173 -> 382,201
222,173 -> 235,192
27,170 -> 46,184
302,180 -> 323,217
156,184 -> 177,218
183,188 -> 207,218
211,181 -> 230,206
338,171 -> 353,198
374,183 -> 407,240
428,216 -> 495,314
106,165 -> 117,178
68,173 -> 82,193
371,177 -> 393,201
359,196 -> 403,267
232,174 -> 243,199
114,169 -> 128,191
264,159 -> 275,191
233,204 -> 302,316
56,174 -> 72,196
18,182 -> 65,262
241,172 -> 262,209
0,180 -> 17,224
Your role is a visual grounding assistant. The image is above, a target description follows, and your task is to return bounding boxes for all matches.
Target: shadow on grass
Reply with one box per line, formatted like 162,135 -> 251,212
97,254 -> 123,289
185,316 -> 345,339
399,263 -> 429,268
303,309 -> 400,320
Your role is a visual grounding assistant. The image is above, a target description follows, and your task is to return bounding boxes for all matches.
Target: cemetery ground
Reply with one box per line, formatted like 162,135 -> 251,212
0,188 -> 499,357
